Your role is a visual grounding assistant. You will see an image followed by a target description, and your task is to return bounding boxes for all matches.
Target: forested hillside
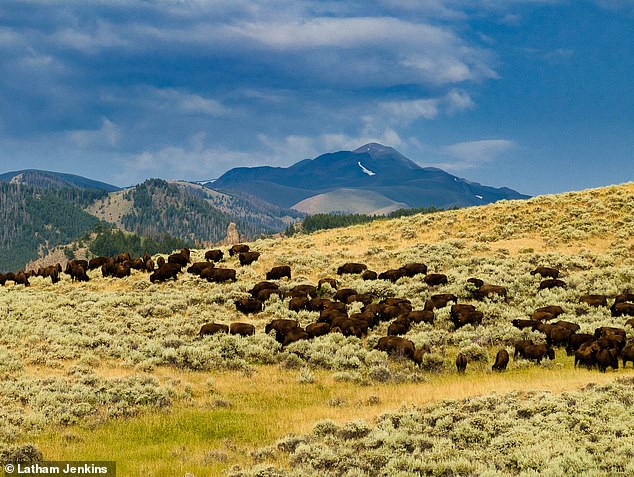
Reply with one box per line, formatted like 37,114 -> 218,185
0,183 -> 105,270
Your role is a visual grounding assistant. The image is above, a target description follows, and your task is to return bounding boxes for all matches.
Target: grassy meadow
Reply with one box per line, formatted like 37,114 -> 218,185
1,183 -> 634,475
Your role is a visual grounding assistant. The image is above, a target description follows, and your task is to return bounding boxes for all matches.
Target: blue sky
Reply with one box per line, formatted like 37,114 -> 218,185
0,1 -> 632,195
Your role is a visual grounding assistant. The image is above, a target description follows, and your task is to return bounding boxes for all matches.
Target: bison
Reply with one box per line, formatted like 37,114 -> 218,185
456,353 -> 468,373
424,273 -> 448,286
318,277 -> 338,289
400,262 -> 428,277
579,294 -> 608,307
187,262 -> 214,275
199,323 -> 229,337
621,344 -> 634,368
519,344 -> 555,363
306,322 -> 330,338
150,263 -> 181,283
378,269 -> 407,283
230,322 -> 256,337
596,348 -> 619,372
201,267 -> 236,283
413,345 -> 432,367
238,251 -> 261,266
361,270 -> 378,281
424,293 -> 457,311
492,349 -> 509,372
266,265 -> 291,281
235,297 -> 263,315
539,279 -> 566,290
474,284 -> 507,300
336,262 -> 367,275
530,266 -> 560,279
375,336 -> 415,360
205,249 -> 224,262
229,244 -> 250,256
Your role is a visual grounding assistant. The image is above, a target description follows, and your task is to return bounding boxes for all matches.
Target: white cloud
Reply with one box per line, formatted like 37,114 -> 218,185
69,118 -> 120,148
429,139 -> 517,171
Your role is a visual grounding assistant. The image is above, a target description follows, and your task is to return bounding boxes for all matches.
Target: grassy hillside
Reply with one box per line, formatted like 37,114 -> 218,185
0,182 -> 633,475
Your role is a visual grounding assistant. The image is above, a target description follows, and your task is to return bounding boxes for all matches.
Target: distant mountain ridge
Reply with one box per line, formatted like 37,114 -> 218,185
211,143 -> 529,214
0,169 -> 121,192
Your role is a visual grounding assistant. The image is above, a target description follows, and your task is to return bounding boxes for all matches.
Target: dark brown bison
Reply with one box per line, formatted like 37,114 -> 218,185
187,262 -> 214,275
547,324 -> 576,347
375,336 -> 415,360
621,344 -> 634,368
257,288 -> 283,301
229,244 -> 250,256
205,249 -> 224,262
519,344 -> 555,363
492,349 -> 509,371
336,262 -> 367,275
150,263 -> 181,283
406,310 -> 435,325
201,267 -> 236,283
334,288 -> 358,303
306,322 -> 330,338
38,265 -> 60,284
318,277 -> 338,289
625,318 -> 634,328
596,348 -> 619,372
512,319 -> 538,330
265,319 -> 299,336
199,323 -> 229,337
292,285 -> 318,298
456,353 -> 468,373
575,341 -> 601,368
400,262 -> 428,277
378,268 -> 407,282
282,327 -> 309,346
65,262 -> 89,282
450,304 -> 483,329
387,317 -> 411,336
579,294 -> 608,307
514,340 -> 534,359
235,297 -> 263,314
145,259 -> 155,272
289,296 -> 311,312
127,258 -> 146,271
115,252 -> 131,263
539,279 -> 566,290
473,284 -> 507,300
413,345 -> 432,367
530,311 -> 556,321
88,256 -> 110,270
424,293 -> 457,311
168,251 -> 189,267
230,322 -> 256,337
113,262 -> 131,279
535,305 -> 564,317
266,265 -> 291,280
611,302 -> 634,317
566,333 -> 595,356
530,266 -> 560,279
156,256 -> 166,268
424,273 -> 448,286
466,277 -> 485,289
346,293 -> 374,306
318,308 -> 348,326
13,271 -> 31,287
614,292 -> 634,304
337,318 -> 368,338
249,281 -> 279,298
361,270 -> 378,281
238,251 -> 261,266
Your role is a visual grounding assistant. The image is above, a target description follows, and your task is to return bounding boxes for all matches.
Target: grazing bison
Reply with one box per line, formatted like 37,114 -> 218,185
266,265 -> 291,280
520,344 -> 555,363
530,311 -> 556,321
424,273 -> 448,286
539,279 -> 566,290
492,349 -> 509,371
346,293 -> 374,306
289,296 -> 311,312
474,284 -> 507,300
238,251 -> 261,266
318,277 -> 338,289
378,269 -> 407,283
156,256 -> 166,268
235,297 -> 263,314
456,353 -> 468,373
336,262 -> 367,275
201,267 -> 236,283
229,244 -> 250,256
334,288 -> 358,303
512,319 -> 537,330
265,319 -> 299,336
375,336 -> 415,360
205,249 -> 224,262
13,271 -> 30,287
596,348 -> 619,372
187,262 -> 214,275
257,288 -> 282,301
575,341 -> 601,368
282,327 -> 309,346
199,323 -> 229,337
535,305 -> 564,317
113,263 -> 131,279
230,322 -> 256,337
566,333 -> 595,356
413,345 -> 432,367
424,293 -> 457,311
514,340 -> 534,359
361,270 -> 378,281
621,344 -> 634,368
450,304 -> 483,329
88,256 -> 110,270
611,302 -> 634,317
168,252 -> 189,267
530,266 -> 560,279
406,310 -> 435,325
625,318 -> 634,328
250,281 -> 279,297
579,294 -> 608,307
306,322 -> 330,338
115,252 -> 131,263
150,263 -> 181,283
400,262 -> 428,277
38,265 -> 60,284
466,277 -> 485,289
387,317 -> 411,336
292,284 -> 318,298
65,262 -> 89,282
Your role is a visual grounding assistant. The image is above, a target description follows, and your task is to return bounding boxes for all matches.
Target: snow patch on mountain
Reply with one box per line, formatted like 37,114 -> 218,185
358,162 -> 376,176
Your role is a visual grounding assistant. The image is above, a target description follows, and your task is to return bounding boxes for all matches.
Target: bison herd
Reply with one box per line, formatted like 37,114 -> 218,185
2,247 -> 634,376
